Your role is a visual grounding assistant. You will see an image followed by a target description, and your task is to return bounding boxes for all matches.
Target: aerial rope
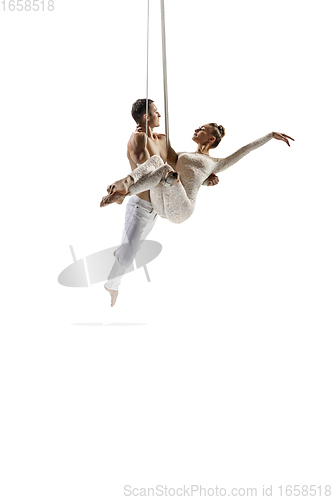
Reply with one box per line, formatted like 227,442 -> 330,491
160,0 -> 170,151
145,0 -> 150,136
146,0 -> 170,152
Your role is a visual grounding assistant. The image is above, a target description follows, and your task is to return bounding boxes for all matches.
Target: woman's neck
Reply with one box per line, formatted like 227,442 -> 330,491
196,144 -> 211,155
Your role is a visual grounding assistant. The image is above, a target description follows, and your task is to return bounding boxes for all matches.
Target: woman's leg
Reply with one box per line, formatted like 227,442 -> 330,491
129,163 -> 177,196
160,182 -> 195,224
130,155 -> 164,183
129,157 -> 195,223
100,156 -> 176,206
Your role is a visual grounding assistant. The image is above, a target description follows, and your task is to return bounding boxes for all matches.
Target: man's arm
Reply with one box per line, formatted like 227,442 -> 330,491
167,145 -> 178,167
127,132 -> 150,165
166,143 -> 218,185
129,129 -> 219,186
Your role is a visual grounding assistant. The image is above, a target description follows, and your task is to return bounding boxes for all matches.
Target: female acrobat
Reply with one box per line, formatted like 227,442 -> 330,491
100,124 -> 294,224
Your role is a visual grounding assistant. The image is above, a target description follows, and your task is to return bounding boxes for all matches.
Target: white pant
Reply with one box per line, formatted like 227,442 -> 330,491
104,195 -> 158,291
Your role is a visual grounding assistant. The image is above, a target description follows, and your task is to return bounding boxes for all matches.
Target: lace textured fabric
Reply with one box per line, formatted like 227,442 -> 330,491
128,133 -> 273,224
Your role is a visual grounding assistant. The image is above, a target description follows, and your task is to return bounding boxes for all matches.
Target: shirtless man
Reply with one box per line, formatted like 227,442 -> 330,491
103,99 -> 218,307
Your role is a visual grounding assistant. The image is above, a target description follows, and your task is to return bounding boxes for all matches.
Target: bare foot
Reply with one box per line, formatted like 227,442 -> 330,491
100,176 -> 134,207
101,192 -> 128,206
104,286 -> 119,307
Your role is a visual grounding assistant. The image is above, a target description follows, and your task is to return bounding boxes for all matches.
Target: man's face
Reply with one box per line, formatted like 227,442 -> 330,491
148,103 -> 161,128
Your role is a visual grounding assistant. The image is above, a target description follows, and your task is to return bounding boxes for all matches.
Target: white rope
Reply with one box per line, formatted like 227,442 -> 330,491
160,0 -> 169,152
145,0 -> 169,151
146,0 -> 150,136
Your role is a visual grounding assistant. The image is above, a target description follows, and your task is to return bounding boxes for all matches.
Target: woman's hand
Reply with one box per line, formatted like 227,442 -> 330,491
135,123 -> 154,138
203,173 -> 219,186
272,132 -> 295,146
136,124 -> 145,133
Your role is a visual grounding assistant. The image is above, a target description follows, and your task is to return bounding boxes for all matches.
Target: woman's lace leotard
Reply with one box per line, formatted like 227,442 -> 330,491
128,133 -> 273,224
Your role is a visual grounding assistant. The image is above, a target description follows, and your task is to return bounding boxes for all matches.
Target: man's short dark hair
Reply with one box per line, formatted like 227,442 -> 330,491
131,99 -> 154,123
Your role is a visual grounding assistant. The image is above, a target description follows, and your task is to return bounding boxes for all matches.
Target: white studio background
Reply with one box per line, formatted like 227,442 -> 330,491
1,0 -> 332,498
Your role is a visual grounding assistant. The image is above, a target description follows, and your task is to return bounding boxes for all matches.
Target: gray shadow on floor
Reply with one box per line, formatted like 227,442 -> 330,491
71,322 -> 147,327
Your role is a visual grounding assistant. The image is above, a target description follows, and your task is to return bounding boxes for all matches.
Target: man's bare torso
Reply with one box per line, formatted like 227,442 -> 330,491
127,133 -> 169,202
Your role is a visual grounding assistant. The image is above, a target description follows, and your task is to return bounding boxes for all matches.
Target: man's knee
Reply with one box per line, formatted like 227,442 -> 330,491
115,243 -> 138,269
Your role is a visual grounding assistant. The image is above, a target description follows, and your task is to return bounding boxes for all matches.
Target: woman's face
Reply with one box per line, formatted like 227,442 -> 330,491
192,124 -> 215,147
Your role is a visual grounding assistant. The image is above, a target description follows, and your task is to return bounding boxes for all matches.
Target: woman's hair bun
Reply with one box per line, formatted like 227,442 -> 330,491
218,125 -> 225,138
208,122 -> 225,148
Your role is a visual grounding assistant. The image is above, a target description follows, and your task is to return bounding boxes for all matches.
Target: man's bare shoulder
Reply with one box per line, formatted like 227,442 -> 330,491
154,133 -> 166,141
128,131 -> 146,141
128,132 -> 147,150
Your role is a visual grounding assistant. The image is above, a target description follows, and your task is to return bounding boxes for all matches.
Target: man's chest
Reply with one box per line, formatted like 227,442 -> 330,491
147,137 -> 167,162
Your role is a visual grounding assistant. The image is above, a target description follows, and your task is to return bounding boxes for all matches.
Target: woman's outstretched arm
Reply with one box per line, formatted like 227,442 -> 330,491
213,132 -> 294,174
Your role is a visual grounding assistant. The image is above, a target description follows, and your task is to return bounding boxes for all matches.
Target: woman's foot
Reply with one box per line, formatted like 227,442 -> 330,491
100,176 -> 134,206
101,192 -> 128,206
